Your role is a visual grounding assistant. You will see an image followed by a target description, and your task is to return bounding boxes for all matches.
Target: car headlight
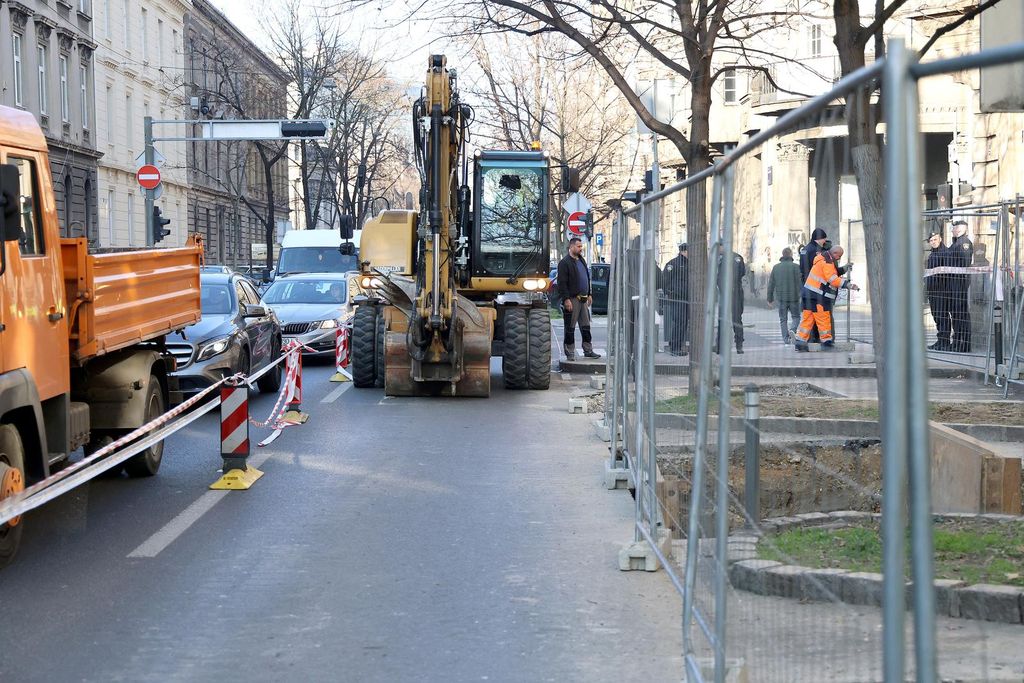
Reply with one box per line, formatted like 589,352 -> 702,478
197,336 -> 231,361
523,278 -> 548,291
318,319 -> 339,329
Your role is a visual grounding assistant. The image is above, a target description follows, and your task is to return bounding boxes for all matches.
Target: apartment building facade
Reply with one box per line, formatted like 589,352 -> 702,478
1,0 -> 100,241
92,0 -> 190,247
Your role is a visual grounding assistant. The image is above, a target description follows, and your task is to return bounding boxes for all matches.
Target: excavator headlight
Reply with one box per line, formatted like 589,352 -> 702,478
522,278 -> 547,291
360,276 -> 383,289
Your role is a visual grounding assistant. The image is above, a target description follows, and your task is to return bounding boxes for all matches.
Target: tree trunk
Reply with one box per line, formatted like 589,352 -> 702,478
685,75 -> 712,397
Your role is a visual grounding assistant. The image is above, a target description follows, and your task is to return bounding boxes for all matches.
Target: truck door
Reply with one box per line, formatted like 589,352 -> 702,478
1,152 -> 70,401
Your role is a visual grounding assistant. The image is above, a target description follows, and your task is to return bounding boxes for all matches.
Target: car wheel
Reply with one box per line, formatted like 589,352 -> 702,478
257,339 -> 283,393
0,424 -> 26,569
123,376 -> 165,478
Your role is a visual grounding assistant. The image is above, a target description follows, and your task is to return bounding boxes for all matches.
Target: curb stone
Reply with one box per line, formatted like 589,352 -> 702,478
957,584 -> 1024,624
840,571 -> 885,606
729,559 -> 782,594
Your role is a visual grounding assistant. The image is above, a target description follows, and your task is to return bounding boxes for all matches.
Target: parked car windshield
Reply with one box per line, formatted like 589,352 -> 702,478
263,279 -> 347,305
200,284 -> 233,315
278,248 -> 358,274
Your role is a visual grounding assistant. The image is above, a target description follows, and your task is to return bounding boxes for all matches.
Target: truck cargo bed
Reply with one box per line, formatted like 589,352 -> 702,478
61,239 -> 202,363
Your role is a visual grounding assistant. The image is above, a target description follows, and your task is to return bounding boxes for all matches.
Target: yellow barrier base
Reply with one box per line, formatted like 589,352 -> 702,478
281,410 -> 309,424
209,466 -> 264,490
329,372 -> 352,383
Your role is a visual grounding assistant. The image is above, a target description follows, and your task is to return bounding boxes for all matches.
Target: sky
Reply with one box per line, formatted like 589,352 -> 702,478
210,0 -> 466,86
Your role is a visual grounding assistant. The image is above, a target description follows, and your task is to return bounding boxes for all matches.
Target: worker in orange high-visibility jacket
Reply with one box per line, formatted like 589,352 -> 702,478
794,245 -> 860,352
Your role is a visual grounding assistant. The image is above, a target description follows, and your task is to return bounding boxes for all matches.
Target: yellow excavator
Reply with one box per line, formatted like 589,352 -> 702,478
350,55 -> 552,397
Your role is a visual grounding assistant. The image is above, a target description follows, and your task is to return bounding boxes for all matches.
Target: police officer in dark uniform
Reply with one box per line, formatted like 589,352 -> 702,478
662,243 -> 688,355
925,232 -> 951,351
948,220 -> 973,352
715,250 -> 746,354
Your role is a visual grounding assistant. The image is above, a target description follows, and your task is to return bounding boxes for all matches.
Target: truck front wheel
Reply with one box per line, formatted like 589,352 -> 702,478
124,376 -> 165,478
0,424 -> 26,569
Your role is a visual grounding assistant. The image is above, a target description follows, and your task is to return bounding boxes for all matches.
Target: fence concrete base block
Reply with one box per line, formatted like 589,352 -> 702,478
618,529 -> 671,572
763,565 -> 811,599
801,568 -> 848,602
728,559 -> 782,594
840,571 -> 885,606
849,352 -> 876,364
957,584 -> 1024,623
692,658 -> 749,682
592,418 -> 611,442
603,460 -> 630,490
568,397 -> 587,414
589,375 -> 607,389
997,363 -> 1022,380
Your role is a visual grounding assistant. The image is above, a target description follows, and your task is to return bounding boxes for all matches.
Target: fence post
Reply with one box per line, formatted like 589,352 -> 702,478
606,213 -> 631,489
743,384 -> 760,527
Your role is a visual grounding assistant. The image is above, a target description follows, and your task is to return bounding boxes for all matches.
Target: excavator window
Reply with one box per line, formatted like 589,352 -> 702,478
476,165 -> 545,276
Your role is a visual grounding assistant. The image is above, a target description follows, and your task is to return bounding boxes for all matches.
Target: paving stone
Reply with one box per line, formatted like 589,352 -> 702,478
840,571 -> 885,606
801,568 -> 848,602
728,559 -> 781,594
763,565 -> 811,599
957,584 -> 1024,624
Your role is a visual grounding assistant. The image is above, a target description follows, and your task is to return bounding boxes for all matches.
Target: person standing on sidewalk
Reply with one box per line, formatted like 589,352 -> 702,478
767,247 -> 801,344
925,232 -> 952,351
714,250 -> 747,354
794,245 -> 860,351
662,243 -> 689,355
948,220 -> 974,352
557,237 -> 600,360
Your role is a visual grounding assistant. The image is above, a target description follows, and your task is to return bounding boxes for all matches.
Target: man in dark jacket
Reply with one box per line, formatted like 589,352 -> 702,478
948,220 -> 974,352
767,247 -> 801,343
662,243 -> 688,355
799,228 -> 829,283
557,237 -> 599,360
714,250 -> 746,354
925,232 -> 952,351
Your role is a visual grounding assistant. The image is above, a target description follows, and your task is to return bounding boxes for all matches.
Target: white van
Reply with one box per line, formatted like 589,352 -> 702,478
277,229 -> 361,276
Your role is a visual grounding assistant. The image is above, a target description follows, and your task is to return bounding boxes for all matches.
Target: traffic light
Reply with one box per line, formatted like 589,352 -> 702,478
280,121 -> 328,138
584,211 -> 594,239
562,167 -> 581,193
152,205 -> 171,244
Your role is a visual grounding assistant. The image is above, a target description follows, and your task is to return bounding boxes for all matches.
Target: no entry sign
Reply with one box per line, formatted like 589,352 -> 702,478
567,211 -> 586,236
136,165 -> 161,190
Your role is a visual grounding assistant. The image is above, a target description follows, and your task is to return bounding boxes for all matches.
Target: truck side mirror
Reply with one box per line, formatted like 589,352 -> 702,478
340,214 -> 355,240
0,164 -> 22,242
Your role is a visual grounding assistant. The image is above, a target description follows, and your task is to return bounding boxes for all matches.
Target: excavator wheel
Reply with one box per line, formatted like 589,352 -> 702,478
527,308 -> 551,390
502,308 -> 528,390
374,312 -> 386,388
352,305 -> 378,388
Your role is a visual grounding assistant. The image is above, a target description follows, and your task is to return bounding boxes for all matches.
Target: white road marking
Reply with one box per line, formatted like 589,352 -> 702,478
321,382 -> 352,403
127,451 -> 273,559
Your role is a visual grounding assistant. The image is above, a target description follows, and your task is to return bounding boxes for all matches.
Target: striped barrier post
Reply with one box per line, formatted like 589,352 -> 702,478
330,326 -> 352,382
220,383 -> 250,473
288,351 -> 303,410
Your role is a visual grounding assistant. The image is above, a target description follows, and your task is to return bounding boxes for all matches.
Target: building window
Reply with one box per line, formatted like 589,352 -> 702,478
125,92 -> 133,154
107,189 -> 115,244
60,56 -> 70,122
104,0 -> 111,36
157,19 -> 164,65
38,45 -> 48,115
79,0 -> 90,14
141,8 -> 149,61
105,85 -> 113,143
810,24 -> 822,58
172,29 -> 179,61
123,0 -> 131,51
80,66 -> 89,128
723,69 -> 737,104
127,193 -> 134,246
13,35 -> 24,107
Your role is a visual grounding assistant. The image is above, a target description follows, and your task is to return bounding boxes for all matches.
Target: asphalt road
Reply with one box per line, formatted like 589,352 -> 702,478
0,356 -> 682,681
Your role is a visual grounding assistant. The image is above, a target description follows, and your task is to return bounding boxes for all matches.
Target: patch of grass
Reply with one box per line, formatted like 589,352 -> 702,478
757,521 -> 1024,587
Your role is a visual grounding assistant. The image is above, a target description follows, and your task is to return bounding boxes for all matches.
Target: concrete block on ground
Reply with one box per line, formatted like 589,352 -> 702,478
848,353 -> 875,365
831,342 -> 856,352
957,584 -> 1024,623
592,417 -> 611,442
589,375 -> 607,390
997,363 -> 1021,380
801,568 -> 848,602
907,579 -> 965,618
793,512 -> 832,526
618,528 -> 671,572
807,343 -> 822,352
728,559 -> 782,594
603,460 -> 630,490
568,396 -> 587,414
840,571 -> 885,606
763,565 -> 811,598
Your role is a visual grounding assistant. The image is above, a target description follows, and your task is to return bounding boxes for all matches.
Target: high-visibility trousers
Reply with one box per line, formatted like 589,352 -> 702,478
795,304 -> 833,343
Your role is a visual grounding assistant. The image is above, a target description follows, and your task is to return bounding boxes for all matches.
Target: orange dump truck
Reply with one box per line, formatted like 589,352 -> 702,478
0,106 -> 201,566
